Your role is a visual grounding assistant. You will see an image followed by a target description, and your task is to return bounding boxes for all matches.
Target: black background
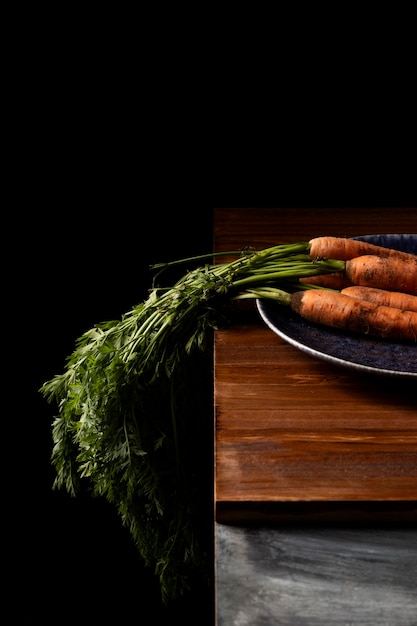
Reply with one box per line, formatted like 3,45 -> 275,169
17,197 -> 215,623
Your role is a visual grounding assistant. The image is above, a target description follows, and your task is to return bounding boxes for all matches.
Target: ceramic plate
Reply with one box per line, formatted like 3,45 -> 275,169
256,234 -> 417,378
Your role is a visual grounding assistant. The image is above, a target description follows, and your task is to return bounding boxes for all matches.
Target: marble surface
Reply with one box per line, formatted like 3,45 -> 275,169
215,523 -> 417,625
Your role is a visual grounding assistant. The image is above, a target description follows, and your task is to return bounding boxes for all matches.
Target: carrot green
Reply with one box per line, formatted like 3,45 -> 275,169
40,243 -> 343,602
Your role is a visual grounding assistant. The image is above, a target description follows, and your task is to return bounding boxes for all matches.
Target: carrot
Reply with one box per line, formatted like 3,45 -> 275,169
290,290 -> 417,342
309,236 -> 417,262
341,286 -> 417,313
299,271 -> 353,290
345,255 -> 417,296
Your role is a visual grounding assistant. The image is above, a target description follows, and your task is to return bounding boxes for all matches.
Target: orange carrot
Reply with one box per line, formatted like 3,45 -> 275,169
290,290 -> 417,341
345,255 -> 417,296
309,236 -> 416,262
341,286 -> 417,313
299,271 -> 352,290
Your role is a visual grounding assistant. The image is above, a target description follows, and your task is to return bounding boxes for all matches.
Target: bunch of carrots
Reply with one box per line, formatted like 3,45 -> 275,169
246,236 -> 417,342
40,232 -> 416,603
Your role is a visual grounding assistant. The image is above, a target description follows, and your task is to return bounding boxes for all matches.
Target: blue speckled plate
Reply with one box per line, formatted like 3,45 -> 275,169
256,234 -> 417,378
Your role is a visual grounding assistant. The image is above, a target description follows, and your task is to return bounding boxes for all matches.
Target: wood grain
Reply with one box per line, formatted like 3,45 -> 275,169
214,208 -> 417,522
213,207 -> 417,253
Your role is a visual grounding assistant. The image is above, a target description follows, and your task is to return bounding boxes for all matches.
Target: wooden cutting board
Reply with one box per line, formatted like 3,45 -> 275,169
214,207 -> 417,523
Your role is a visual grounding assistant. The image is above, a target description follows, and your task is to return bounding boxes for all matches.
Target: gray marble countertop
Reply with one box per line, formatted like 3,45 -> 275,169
215,523 -> 417,625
